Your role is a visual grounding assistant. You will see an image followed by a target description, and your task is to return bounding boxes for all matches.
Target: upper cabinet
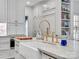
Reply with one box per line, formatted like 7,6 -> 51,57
7,0 -> 26,35
7,0 -> 25,23
0,0 -> 7,22
0,0 -> 30,24
7,0 -> 16,23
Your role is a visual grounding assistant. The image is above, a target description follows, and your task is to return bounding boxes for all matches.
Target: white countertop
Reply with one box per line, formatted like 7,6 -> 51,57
18,38 -> 79,59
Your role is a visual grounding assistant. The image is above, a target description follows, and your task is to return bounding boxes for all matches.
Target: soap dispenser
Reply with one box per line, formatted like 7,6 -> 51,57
52,33 -> 59,44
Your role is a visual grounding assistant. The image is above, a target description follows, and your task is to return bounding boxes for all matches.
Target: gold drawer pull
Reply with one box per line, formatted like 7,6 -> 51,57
49,58 -> 51,59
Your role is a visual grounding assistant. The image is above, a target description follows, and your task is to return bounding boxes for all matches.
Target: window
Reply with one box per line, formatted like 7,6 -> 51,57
73,15 -> 79,40
0,23 -> 7,36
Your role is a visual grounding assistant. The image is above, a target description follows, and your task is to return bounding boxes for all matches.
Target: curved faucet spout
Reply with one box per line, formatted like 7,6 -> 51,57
39,20 -> 50,40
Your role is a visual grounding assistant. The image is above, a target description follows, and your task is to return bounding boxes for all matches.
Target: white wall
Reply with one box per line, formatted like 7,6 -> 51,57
33,4 -> 42,34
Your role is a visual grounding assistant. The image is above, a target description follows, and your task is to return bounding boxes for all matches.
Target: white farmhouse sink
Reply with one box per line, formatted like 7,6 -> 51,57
18,40 -> 78,59
19,41 -> 42,59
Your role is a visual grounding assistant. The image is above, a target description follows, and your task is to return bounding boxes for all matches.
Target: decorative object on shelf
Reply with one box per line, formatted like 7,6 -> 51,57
62,28 -> 70,35
61,7 -> 70,12
62,20 -> 70,27
61,12 -> 70,19
62,30 -> 67,35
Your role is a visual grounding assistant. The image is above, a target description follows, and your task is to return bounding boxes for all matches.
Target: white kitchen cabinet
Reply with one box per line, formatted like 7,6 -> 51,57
7,23 -> 16,35
7,0 -> 16,23
0,37 -> 10,50
15,40 -> 20,52
7,23 -> 25,35
7,0 -> 26,35
42,53 -> 56,59
7,0 -> 25,23
0,0 -> 7,22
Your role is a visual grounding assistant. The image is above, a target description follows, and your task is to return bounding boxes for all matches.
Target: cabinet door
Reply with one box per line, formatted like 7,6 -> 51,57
15,40 -> 19,51
0,37 -> 10,50
0,0 -> 7,22
7,0 -> 16,23
7,23 -> 16,35
7,23 -> 25,35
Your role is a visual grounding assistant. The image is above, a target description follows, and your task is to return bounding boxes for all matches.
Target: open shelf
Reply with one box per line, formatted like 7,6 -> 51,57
61,0 -> 71,36
62,27 -> 70,29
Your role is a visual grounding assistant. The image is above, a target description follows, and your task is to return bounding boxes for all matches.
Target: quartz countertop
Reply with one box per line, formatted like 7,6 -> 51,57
18,38 -> 79,59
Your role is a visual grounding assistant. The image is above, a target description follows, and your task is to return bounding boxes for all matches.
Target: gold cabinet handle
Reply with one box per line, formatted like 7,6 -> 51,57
49,58 -> 51,59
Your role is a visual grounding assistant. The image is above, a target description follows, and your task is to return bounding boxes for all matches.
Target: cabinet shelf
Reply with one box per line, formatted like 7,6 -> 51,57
62,2 -> 70,5
61,11 -> 70,13
62,19 -> 70,21
61,27 -> 70,29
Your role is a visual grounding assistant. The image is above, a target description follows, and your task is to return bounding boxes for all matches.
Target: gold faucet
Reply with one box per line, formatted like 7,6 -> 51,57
39,20 -> 50,41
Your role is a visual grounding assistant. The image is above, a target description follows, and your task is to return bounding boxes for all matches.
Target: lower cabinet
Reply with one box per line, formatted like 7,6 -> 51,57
42,53 -> 56,59
0,37 -> 10,50
15,40 -> 20,52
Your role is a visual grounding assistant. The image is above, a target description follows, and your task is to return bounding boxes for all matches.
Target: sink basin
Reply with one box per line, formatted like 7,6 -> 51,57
19,42 -> 42,59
